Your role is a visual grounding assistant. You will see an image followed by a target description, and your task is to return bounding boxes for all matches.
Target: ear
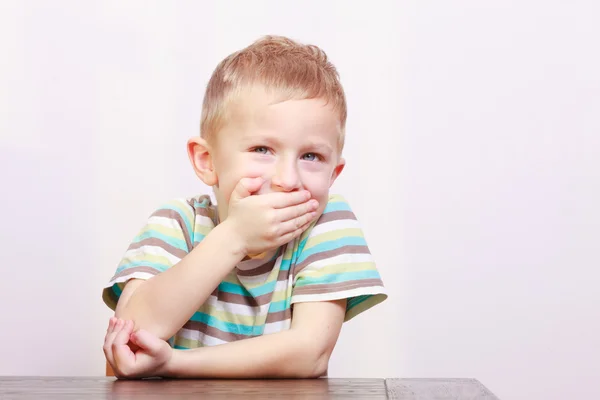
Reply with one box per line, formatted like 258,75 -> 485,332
187,136 -> 218,186
329,157 -> 346,187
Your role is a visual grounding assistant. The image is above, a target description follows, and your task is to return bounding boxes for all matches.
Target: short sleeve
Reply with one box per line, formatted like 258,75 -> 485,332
101,198 -> 196,311
291,194 -> 387,321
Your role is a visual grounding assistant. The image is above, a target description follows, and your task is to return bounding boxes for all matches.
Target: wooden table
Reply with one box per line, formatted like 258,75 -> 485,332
0,377 -> 499,399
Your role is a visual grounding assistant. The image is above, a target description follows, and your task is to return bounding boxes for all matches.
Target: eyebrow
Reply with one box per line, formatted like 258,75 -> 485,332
305,142 -> 334,154
240,135 -> 334,154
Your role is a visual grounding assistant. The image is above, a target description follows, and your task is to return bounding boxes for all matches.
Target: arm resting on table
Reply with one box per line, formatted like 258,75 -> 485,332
166,299 -> 346,379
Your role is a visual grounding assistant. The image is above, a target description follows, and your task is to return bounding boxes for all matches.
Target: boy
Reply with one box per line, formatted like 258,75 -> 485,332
102,35 -> 387,379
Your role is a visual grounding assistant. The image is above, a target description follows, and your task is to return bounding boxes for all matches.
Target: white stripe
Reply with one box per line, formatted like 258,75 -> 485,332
291,286 -> 387,304
194,215 -> 216,228
176,327 -> 227,346
146,215 -> 183,230
274,277 -> 291,293
309,218 -> 361,238
262,319 -> 291,335
123,245 -> 182,264
204,294 -> 269,316
106,271 -> 155,287
236,255 -> 283,284
236,271 -> 272,285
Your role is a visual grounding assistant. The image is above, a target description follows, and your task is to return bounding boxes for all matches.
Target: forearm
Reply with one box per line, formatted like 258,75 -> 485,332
166,330 -> 328,379
116,220 -> 245,340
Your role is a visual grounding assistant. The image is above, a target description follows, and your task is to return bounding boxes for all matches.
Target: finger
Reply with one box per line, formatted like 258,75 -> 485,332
277,218 -> 316,245
103,341 -> 115,370
277,199 -> 319,222
103,321 -> 119,367
112,321 -> 136,377
107,317 -> 117,334
231,177 -> 264,201
104,318 -> 123,354
130,329 -> 162,356
267,190 -> 312,209
113,344 -> 135,378
114,320 -> 134,345
283,210 -> 318,233
114,318 -> 124,334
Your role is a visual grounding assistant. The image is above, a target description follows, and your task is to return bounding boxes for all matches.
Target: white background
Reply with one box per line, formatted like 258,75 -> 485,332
1,1 -> 599,399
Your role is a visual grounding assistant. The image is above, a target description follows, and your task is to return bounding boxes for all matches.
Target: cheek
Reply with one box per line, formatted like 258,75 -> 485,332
301,171 -> 333,207
218,158 -> 273,198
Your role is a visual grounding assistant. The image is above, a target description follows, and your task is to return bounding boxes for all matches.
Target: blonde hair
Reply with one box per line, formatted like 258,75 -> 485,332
200,35 -> 347,149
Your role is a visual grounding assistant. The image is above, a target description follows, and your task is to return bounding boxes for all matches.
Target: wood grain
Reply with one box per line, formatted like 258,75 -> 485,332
0,376 -> 387,399
385,378 -> 500,400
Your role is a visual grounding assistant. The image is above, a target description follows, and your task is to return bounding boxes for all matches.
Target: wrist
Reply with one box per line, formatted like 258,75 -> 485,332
216,218 -> 247,258
163,348 -> 207,379
162,349 -> 180,378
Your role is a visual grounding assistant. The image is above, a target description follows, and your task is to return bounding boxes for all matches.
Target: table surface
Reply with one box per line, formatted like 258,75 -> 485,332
0,376 -> 499,399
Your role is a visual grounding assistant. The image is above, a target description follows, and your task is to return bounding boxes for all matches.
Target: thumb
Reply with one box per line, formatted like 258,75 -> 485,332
130,329 -> 163,356
230,177 -> 264,202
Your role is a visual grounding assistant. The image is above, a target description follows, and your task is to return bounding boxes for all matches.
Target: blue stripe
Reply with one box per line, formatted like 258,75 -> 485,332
132,230 -> 188,252
193,200 -> 211,209
193,233 -> 206,245
217,281 -> 250,296
269,300 -> 290,313
174,344 -> 188,350
111,284 -> 122,297
190,312 -> 263,336
160,203 -> 193,239
279,257 -> 293,271
297,237 -> 367,264
296,270 -> 381,287
116,261 -> 168,274
348,294 -> 370,309
218,280 -> 277,298
323,200 -> 351,213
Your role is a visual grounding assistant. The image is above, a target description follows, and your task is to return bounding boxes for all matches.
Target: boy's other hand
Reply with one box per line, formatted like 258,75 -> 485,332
103,317 -> 172,379
227,177 -> 319,255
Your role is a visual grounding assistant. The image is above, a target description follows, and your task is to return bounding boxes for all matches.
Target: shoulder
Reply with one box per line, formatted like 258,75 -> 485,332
150,194 -> 216,226
311,193 -> 361,232
138,194 -> 217,248
319,194 -> 357,221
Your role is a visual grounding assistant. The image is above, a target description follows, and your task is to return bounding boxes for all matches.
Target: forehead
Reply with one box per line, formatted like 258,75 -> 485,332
226,87 -> 342,143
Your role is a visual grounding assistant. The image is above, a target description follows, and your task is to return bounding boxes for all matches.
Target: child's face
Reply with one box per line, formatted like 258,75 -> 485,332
211,91 -> 345,222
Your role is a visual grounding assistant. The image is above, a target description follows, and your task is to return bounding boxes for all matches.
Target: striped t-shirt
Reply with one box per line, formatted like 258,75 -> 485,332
102,193 -> 387,349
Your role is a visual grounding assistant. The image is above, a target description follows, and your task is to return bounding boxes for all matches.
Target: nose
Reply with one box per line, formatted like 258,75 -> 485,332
271,159 -> 301,192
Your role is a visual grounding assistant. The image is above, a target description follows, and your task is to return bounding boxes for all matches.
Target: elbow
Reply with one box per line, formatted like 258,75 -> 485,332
289,333 -> 335,378
298,347 -> 331,379
313,349 -> 331,378
114,309 -> 171,342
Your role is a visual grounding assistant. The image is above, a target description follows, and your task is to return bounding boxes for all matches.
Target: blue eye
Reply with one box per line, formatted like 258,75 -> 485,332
302,153 -> 318,161
253,147 -> 269,154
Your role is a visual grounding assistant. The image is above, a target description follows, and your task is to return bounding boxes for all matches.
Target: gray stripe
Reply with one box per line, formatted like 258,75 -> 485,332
216,290 -> 275,307
182,320 -> 253,342
110,266 -> 160,281
236,256 -> 278,277
293,278 -> 384,296
127,237 -> 188,259
153,208 -> 193,252
293,245 -> 371,275
265,308 -> 292,324
316,210 -> 356,224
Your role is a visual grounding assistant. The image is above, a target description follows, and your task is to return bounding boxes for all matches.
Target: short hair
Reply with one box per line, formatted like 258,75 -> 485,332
200,35 -> 347,149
